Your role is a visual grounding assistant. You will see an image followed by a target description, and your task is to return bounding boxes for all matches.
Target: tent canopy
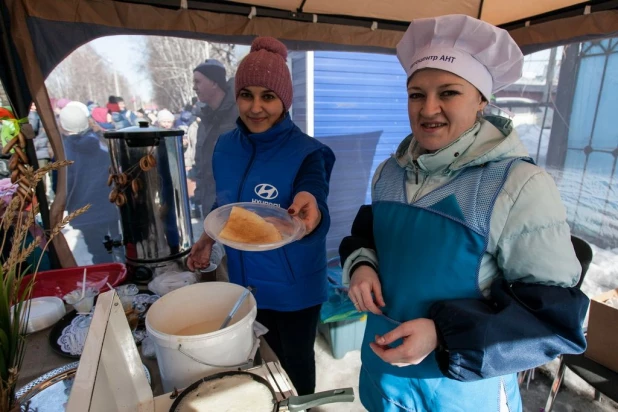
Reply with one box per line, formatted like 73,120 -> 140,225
8,0 -> 618,60
4,1 -> 618,79
198,0 -> 592,26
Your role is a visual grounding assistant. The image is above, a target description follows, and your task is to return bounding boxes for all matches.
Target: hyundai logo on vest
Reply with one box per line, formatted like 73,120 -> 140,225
255,184 -> 279,200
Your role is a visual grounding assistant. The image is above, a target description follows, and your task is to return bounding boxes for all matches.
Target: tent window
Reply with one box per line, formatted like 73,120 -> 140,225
43,34 -> 618,265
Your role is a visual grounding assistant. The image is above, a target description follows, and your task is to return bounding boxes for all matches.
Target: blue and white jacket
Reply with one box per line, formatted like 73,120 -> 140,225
340,116 -> 588,411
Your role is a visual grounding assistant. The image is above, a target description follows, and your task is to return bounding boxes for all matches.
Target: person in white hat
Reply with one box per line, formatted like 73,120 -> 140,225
60,102 -> 120,265
340,15 -> 588,411
59,103 -> 90,135
156,109 -> 175,129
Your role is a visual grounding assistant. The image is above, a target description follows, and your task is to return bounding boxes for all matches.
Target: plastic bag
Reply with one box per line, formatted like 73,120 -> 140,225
320,258 -> 365,324
210,242 -> 225,268
148,271 -> 197,296
141,334 -> 157,359
253,321 -> 268,338
76,276 -> 109,292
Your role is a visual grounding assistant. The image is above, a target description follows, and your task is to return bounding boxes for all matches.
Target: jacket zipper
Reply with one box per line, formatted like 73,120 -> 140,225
237,140 -> 256,287
410,160 -> 427,203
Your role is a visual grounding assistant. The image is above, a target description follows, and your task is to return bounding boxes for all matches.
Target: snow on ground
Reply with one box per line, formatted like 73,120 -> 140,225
61,223 -> 92,266
313,336 -> 364,411
581,243 -> 618,298
517,123 -> 550,168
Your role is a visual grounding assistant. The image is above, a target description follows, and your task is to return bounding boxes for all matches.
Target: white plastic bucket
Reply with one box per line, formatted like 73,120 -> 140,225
145,282 -> 257,392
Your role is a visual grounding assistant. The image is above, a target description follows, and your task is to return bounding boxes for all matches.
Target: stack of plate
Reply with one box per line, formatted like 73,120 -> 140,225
13,296 -> 66,334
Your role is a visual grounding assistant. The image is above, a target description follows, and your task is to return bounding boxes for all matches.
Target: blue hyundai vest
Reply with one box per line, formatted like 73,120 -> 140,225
212,115 -> 335,311
360,156 -> 524,411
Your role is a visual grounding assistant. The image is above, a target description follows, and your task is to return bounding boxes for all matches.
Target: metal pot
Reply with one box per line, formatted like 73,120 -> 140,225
104,122 -> 193,276
169,370 -> 354,412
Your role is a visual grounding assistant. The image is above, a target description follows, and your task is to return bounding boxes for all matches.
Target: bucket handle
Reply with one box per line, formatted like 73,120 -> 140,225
177,336 -> 259,369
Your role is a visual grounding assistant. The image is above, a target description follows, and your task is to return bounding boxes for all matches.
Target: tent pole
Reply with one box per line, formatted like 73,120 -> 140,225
477,0 -> 485,19
297,0 -> 307,13
0,0 -> 60,269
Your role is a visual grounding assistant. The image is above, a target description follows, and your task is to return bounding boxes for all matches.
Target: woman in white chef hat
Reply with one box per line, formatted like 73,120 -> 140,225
339,14 -> 588,412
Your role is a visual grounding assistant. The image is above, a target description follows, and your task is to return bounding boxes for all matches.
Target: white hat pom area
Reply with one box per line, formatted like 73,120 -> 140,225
59,103 -> 90,134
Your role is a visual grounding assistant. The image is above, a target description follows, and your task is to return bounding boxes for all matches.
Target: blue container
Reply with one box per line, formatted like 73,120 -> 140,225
319,315 -> 367,359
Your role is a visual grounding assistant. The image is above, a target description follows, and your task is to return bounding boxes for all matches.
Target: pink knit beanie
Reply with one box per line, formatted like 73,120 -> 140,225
235,37 -> 293,111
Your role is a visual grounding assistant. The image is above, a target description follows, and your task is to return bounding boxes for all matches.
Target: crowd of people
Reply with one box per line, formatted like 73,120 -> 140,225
22,92 -> 216,264
34,95 -> 203,175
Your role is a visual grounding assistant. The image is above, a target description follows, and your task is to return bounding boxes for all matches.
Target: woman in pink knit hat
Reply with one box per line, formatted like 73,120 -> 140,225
188,36 -> 336,396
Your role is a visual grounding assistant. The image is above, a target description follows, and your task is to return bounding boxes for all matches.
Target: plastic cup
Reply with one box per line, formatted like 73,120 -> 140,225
63,287 -> 99,315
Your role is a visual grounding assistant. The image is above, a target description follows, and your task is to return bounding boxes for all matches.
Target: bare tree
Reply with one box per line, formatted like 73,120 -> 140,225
140,36 -> 237,111
45,44 -> 134,107
43,37 -> 237,113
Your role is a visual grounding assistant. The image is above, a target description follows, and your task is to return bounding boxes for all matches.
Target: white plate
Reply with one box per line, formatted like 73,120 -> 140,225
14,296 -> 66,334
204,202 -> 305,252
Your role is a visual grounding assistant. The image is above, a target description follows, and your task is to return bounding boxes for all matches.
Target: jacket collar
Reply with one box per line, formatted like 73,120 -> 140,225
237,113 -> 294,149
395,122 -> 480,175
395,115 -> 528,175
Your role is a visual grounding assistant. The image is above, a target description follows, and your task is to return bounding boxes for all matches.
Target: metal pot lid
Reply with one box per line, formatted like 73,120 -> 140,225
169,370 -> 354,412
104,120 -> 184,140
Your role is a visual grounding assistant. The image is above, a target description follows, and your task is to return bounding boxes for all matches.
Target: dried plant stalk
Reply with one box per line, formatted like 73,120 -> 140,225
0,158 -> 88,411
47,204 -> 91,241
33,160 -> 73,181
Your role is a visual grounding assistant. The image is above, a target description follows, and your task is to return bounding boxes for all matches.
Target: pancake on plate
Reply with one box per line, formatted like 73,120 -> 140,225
219,206 -> 283,244
176,374 -> 274,412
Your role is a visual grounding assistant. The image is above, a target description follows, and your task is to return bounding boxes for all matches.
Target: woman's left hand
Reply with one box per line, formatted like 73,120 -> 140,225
369,318 -> 438,367
288,191 -> 321,235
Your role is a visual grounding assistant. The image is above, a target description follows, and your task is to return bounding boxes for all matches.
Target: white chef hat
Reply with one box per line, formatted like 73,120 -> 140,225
396,14 -> 524,100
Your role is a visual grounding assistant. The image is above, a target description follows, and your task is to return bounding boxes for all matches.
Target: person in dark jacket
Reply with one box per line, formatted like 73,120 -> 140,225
59,102 -> 120,264
91,107 -> 115,131
107,96 -> 133,130
191,59 -> 239,217
174,103 -> 195,129
116,96 -> 137,127
28,103 -> 51,166
28,103 -> 53,199
187,37 -> 336,397
339,15 -> 588,412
